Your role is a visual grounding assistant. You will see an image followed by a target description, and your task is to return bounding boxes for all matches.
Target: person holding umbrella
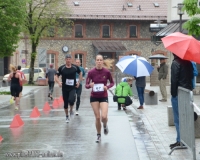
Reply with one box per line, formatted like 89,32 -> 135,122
116,55 -> 154,110
170,54 -> 193,149
157,58 -> 168,102
161,32 -> 199,149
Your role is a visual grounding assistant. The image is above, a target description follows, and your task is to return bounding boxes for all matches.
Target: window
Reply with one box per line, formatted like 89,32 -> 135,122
34,69 -> 42,73
130,25 -> 137,38
75,54 -> 83,66
22,69 -> 29,74
102,25 -> 110,38
47,54 -> 55,68
75,24 -> 83,37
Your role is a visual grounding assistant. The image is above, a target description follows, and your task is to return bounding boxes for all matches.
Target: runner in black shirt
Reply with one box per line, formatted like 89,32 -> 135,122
55,54 -> 82,123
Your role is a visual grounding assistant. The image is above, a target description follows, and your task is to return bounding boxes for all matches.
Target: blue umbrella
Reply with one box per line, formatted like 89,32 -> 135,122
116,55 -> 154,77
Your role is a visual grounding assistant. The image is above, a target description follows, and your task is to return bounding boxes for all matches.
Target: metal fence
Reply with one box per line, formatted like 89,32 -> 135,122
169,87 -> 196,159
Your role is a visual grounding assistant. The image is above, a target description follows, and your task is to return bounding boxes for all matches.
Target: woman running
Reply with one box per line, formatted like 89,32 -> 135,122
85,55 -> 114,143
8,64 -> 22,110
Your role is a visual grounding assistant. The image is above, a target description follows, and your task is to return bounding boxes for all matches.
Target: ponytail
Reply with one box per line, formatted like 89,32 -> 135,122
103,58 -> 115,70
10,64 -> 17,72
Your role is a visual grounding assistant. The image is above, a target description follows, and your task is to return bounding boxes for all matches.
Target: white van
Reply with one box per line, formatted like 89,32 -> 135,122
3,68 -> 45,82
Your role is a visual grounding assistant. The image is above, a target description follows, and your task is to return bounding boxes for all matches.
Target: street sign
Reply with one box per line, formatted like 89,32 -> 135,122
22,59 -> 26,64
38,48 -> 47,67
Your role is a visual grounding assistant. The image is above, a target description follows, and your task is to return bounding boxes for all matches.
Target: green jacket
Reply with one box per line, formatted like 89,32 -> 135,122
115,82 -> 133,103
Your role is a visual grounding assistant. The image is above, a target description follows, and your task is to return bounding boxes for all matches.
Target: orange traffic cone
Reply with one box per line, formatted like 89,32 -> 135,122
30,106 -> 40,118
52,99 -> 59,109
43,102 -> 51,112
59,96 -> 63,103
58,96 -> 64,107
10,114 -> 24,128
0,135 -> 3,142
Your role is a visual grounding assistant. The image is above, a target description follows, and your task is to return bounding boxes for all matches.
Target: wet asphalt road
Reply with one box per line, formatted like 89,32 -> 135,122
0,86 -> 139,160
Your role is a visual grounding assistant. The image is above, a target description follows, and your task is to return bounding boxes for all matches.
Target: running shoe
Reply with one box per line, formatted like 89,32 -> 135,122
104,125 -> 109,135
66,117 -> 70,123
96,134 -> 101,143
75,110 -> 79,116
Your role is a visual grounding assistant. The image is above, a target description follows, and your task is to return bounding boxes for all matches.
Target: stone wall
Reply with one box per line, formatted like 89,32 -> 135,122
14,19 -> 169,85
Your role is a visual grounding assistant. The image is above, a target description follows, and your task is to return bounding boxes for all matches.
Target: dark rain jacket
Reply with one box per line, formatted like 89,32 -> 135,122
171,56 -> 193,97
157,62 -> 168,80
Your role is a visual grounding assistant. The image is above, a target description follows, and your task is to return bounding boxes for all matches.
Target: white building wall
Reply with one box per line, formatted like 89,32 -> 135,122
167,0 -> 190,23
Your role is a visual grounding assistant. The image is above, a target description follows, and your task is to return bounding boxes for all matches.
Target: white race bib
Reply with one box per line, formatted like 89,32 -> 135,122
93,84 -> 104,92
66,79 -> 74,86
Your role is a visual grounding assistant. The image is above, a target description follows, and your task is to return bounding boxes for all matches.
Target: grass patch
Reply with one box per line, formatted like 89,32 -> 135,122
23,83 -> 37,86
0,91 -> 11,95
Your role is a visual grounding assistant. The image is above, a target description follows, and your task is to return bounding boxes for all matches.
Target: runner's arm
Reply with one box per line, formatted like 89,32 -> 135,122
85,72 -> 92,89
18,73 -> 22,82
7,73 -> 12,81
106,72 -> 114,89
55,67 -> 62,87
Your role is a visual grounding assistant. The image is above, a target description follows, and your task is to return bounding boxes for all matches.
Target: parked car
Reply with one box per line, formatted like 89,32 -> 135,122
3,68 -> 45,82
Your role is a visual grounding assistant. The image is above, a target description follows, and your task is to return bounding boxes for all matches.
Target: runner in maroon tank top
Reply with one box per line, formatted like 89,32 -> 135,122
85,54 -> 114,143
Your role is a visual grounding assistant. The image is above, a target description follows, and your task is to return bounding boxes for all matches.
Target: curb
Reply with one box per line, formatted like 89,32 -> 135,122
0,88 -> 41,109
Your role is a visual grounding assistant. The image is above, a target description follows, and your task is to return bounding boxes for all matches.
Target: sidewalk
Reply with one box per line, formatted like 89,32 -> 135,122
126,83 -> 200,159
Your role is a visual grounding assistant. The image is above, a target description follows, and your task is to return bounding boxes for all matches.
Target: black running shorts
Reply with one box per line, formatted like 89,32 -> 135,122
90,97 -> 108,103
62,88 -> 76,109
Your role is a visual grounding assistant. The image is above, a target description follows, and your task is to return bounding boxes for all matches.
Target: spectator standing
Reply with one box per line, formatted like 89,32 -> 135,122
134,76 -> 146,109
169,54 -> 193,149
157,58 -> 168,102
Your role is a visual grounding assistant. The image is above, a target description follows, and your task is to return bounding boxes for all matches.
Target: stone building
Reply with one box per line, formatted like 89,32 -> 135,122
2,0 -> 169,85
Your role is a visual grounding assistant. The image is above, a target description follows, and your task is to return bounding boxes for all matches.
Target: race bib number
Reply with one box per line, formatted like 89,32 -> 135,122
93,84 -> 104,92
66,79 -> 74,86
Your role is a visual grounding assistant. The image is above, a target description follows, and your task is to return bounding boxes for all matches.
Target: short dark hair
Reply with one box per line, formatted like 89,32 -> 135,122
65,54 -> 72,59
17,65 -> 21,70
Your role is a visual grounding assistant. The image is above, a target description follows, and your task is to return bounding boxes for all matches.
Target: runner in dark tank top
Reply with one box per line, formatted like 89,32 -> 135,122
8,64 -> 22,110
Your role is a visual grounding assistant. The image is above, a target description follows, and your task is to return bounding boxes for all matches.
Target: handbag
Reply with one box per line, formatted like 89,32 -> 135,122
125,96 -> 133,106
113,86 -> 124,102
113,95 -> 118,102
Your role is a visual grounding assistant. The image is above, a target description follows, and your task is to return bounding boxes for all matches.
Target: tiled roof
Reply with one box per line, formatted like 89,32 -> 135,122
66,0 -> 167,20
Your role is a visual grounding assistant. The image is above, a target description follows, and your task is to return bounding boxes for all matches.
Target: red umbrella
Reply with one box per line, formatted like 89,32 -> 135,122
161,32 -> 200,64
